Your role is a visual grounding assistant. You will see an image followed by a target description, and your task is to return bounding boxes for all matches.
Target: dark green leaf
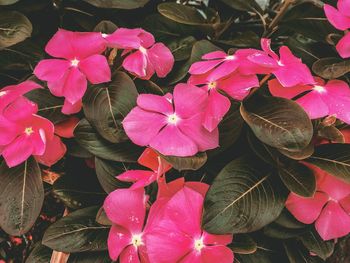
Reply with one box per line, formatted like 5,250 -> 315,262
43,206 -> 109,253
278,142 -> 314,160
241,95 -> 313,152
0,11 -> 32,49
95,157 -> 131,193
0,0 -> 19,5
68,251 -> 110,263
274,209 -> 306,229
306,143 -> 350,182
278,161 -> 316,197
263,222 -> 308,239
284,240 -> 317,263
215,31 -> 260,48
25,243 -> 52,263
300,228 -> 334,260
317,126 -> 345,143
0,158 -> 43,236
228,234 -> 257,254
83,0 -> 149,9
93,20 -> 118,34
312,57 -> 350,79
203,156 -> 286,234
83,71 -> 138,143
74,119 -> 142,162
95,207 -> 112,226
167,36 -> 196,61
235,248 -> 276,263
218,0 -> 262,12
162,152 -> 207,171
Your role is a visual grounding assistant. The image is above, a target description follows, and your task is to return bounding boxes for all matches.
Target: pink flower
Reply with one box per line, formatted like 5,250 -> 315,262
248,39 -> 314,87
324,0 -> 350,58
54,117 -> 80,138
34,29 -> 111,113
122,83 -> 219,157
286,163 -> 350,240
188,71 -> 258,131
105,28 -> 174,79
117,148 -> 172,189
268,77 -> 350,124
0,81 -> 66,167
145,186 -> 234,263
104,188 -> 150,262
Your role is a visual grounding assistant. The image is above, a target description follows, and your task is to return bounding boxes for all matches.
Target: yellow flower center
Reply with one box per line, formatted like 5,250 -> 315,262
70,58 -> 80,67
208,81 -> 217,90
24,127 -> 34,135
0,91 -> 7,97
194,238 -> 205,252
139,46 -> 147,54
131,234 -> 143,247
313,85 -> 326,93
167,113 -> 180,125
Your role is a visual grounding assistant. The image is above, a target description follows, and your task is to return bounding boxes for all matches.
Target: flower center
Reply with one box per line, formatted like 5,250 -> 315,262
101,33 -> 108,38
225,55 -> 235,60
167,113 -> 180,125
277,60 -> 284,66
0,91 -> 7,97
70,58 -> 80,67
194,238 -> 205,252
24,127 -> 34,135
131,234 -> 143,247
208,81 -> 217,90
139,46 -> 147,54
313,85 -> 326,93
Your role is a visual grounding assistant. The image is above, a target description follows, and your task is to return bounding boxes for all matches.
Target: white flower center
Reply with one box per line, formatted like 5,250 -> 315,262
194,238 -> 205,252
313,85 -> 326,93
277,60 -> 284,66
101,33 -> 108,38
225,55 -> 235,60
167,113 -> 180,125
131,234 -> 143,247
0,91 -> 7,97
139,46 -> 147,54
70,58 -> 80,67
24,127 -> 34,135
208,81 -> 217,90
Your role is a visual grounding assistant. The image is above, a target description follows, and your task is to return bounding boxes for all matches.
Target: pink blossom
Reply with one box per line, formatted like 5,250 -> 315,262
122,83 -> 219,157
104,188 -> 150,262
268,77 -> 350,124
117,148 -> 171,189
0,81 -> 66,167
145,186 -> 234,263
54,117 -> 80,138
286,163 -> 350,240
34,29 -> 110,113
324,0 -> 350,58
188,71 -> 258,131
248,39 -> 314,87
105,28 -> 174,79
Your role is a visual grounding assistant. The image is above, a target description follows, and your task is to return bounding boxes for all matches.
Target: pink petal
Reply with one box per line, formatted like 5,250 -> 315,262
106,28 -> 142,49
339,194 -> 350,213
187,73 -> 208,86
185,181 -> 209,197
33,59 -> 70,82
122,107 -> 166,146
260,38 -> 279,61
54,117 -> 80,138
219,73 -> 259,100
338,0 -> 350,15
2,80 -> 42,95
247,52 -> 279,68
202,90 -> 231,132
202,231 -> 233,246
149,124 -> 198,157
268,79 -> 312,99
107,225 -> 131,261
324,4 -> 350,30
285,192 -> 328,224
316,169 -> 350,201
45,29 -> 76,59
116,170 -> 157,189
3,97 -> 38,121
137,29 -> 155,49
79,54 -> 111,84
119,245 -> 140,263
137,93 -> 173,115
148,43 -> 174,78
35,135 -> 66,166
138,148 -> 160,171
2,134 -> 34,168
296,92 -> 329,119
208,59 -> 240,80
173,83 -> 208,119
157,177 -> 185,199
179,252 -> 201,263
202,51 -> 227,59
62,99 -> 82,114
123,51 -> 151,79
62,68 -> 87,104
238,49 -> 276,75
103,188 -> 146,233
189,59 -> 223,75
31,114 -> 55,141
315,201 -> 350,240
0,117 -> 21,146
179,113 -> 219,152
336,32 -> 350,59
201,246 -> 234,263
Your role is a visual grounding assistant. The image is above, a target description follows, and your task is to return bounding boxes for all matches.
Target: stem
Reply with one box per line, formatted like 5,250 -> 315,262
265,0 -> 294,37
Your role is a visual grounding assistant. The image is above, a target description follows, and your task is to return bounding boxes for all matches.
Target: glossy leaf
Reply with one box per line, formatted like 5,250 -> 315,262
312,57 -> 350,79
26,243 -> 52,263
300,228 -> 334,260
67,251 -> 111,263
162,152 -> 207,171
0,158 -> 44,236
228,234 -> 257,254
83,0 -> 149,9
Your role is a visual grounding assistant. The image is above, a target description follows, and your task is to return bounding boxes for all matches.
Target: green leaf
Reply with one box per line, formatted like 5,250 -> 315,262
0,158 -> 43,236
74,119 -> 142,162
278,161 -> 316,197
93,20 -> 118,34
278,142 -> 314,160
284,240 -> 321,263
26,243 -> 52,263
215,31 -> 260,48
300,228 -> 334,260
218,0 -> 262,12
162,152 -> 207,171
202,156 -> 286,234
240,95 -> 313,152
94,157 -> 131,193
43,206 -> 109,253
83,71 -> 138,143
68,251 -> 110,263
306,143 -> 350,182
263,222 -> 308,239
0,0 -> 19,5
167,36 -> 196,61
83,0 -> 149,9
228,234 -> 257,254
0,11 -> 32,49
95,207 -> 112,226
312,57 -> 350,79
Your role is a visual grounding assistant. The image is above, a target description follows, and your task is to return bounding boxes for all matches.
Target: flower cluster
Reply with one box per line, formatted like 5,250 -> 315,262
104,149 -> 234,263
